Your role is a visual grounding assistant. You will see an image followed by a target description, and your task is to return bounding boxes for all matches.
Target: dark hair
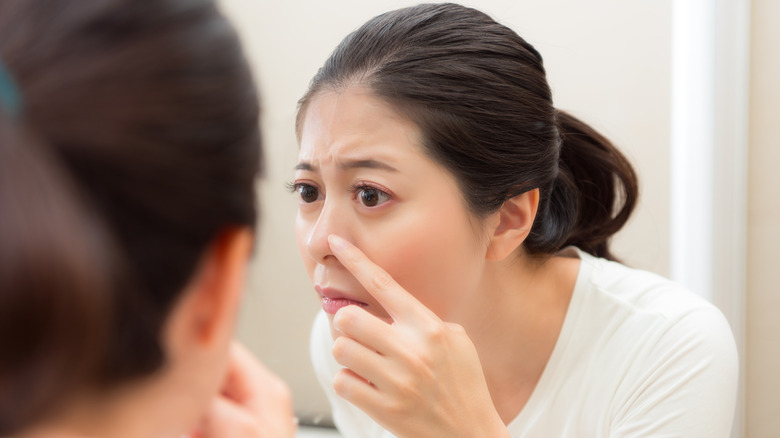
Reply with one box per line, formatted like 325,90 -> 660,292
297,2 -> 637,260
0,0 -> 261,433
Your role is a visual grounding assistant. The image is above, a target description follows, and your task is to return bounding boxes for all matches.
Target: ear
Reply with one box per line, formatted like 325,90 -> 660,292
167,227 -> 254,352
485,189 -> 539,261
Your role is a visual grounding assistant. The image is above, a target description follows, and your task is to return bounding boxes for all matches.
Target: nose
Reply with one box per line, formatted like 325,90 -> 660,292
304,200 -> 350,265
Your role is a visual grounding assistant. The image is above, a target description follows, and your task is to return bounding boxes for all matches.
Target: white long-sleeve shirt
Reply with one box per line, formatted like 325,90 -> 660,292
310,247 -> 739,437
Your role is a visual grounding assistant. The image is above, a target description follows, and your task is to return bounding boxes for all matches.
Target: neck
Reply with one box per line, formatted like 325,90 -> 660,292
455,253 -> 579,424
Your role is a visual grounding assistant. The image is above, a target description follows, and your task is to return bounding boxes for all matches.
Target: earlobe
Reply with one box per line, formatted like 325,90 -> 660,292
485,189 -> 539,261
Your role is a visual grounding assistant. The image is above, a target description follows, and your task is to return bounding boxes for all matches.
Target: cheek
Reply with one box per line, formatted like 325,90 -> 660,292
359,205 -> 485,319
295,213 -> 315,275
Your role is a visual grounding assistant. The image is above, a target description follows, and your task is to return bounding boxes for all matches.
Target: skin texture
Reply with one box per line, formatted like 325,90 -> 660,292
294,87 -> 492,331
294,86 -> 580,436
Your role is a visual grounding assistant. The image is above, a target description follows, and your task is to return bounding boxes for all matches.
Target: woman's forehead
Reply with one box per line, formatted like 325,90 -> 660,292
297,89 -> 426,166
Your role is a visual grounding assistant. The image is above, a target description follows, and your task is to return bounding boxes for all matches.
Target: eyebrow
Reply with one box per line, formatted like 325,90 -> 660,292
294,159 -> 399,173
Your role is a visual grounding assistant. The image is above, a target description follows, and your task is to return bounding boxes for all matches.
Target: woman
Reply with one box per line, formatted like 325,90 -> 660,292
292,3 -> 738,437
0,1 -> 295,437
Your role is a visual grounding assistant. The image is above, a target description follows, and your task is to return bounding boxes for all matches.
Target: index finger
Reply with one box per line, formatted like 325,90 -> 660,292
327,234 -> 430,322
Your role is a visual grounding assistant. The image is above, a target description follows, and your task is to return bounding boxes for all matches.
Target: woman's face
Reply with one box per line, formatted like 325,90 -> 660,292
294,87 -> 490,331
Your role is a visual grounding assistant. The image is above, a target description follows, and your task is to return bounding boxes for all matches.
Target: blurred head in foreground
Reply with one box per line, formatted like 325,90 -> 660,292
0,0 -> 262,436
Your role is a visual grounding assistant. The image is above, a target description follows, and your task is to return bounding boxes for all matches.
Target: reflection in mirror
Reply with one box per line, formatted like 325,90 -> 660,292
222,1 -> 748,437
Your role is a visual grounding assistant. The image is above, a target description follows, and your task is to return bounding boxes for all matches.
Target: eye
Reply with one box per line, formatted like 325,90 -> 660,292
355,185 -> 391,207
288,182 -> 321,203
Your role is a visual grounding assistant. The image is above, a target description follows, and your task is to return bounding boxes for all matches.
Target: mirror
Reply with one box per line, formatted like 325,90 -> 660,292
220,0 -> 673,428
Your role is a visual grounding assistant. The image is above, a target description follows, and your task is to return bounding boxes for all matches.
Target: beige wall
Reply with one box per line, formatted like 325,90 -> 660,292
219,0 -> 672,425
746,0 -> 780,436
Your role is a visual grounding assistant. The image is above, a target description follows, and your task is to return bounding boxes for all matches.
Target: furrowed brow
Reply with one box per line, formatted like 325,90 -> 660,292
294,159 -> 399,173
294,162 -> 315,171
339,159 -> 398,172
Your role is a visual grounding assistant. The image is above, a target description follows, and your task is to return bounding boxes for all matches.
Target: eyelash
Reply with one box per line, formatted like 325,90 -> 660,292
284,181 -> 300,193
285,181 -> 392,206
349,181 -> 381,194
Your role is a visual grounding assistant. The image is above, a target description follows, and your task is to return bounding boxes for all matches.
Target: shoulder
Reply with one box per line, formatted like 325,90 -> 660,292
575,247 -> 736,362
563,246 -> 738,397
564,248 -> 738,436
571,247 -> 728,325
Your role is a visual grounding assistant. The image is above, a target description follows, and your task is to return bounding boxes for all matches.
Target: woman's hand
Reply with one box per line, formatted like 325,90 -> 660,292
326,234 -> 509,438
195,342 -> 297,438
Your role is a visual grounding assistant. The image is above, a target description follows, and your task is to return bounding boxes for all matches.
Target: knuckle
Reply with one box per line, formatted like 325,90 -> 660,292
421,320 -> 447,341
332,371 -> 351,398
384,398 -> 407,419
370,269 -> 393,291
401,343 -> 430,367
334,305 -> 358,330
409,353 -> 435,380
395,376 -> 417,399
389,370 -> 421,400
446,321 -> 467,337
344,247 -> 363,267
331,336 -> 350,361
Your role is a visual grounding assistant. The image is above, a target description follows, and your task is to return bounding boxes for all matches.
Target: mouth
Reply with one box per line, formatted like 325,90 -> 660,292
315,285 -> 368,315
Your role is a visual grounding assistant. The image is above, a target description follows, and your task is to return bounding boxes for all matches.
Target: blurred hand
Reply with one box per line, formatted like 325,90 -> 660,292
194,342 -> 297,438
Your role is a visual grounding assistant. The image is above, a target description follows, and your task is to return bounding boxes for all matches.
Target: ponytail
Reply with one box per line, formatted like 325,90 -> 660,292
0,117 -> 114,434
297,3 -> 638,262
535,110 -> 638,261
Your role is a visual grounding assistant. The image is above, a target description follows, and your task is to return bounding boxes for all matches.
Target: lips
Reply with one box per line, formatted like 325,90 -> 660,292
315,285 -> 368,315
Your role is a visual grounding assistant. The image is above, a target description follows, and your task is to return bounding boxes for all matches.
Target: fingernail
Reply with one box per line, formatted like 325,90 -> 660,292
328,234 -> 349,251
333,308 -> 343,327
332,319 -> 344,335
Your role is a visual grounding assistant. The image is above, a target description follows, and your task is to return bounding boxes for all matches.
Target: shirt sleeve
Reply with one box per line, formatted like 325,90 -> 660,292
610,306 -> 739,438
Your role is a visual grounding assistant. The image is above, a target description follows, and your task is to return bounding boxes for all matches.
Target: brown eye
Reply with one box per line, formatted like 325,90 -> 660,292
297,184 -> 319,203
357,186 -> 390,207
361,188 -> 379,206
